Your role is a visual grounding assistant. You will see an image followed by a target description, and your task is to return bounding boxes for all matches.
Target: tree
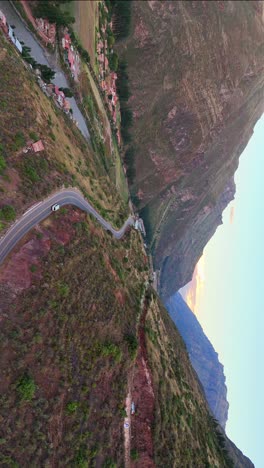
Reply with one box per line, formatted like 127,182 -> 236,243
109,52 -> 118,71
34,2 -> 75,26
59,87 -> 73,97
37,64 -> 56,83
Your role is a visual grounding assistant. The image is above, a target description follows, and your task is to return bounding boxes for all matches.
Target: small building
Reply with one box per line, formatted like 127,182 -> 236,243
0,9 -> 7,26
32,140 -> 45,153
62,33 -> 71,50
68,48 -> 75,68
134,217 -> 146,237
63,99 -> 71,112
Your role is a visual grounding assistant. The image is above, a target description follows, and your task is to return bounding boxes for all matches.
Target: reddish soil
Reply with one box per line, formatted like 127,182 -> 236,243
103,252 -> 119,282
0,235 -> 51,291
130,301 -> 155,468
0,208 -> 83,296
114,289 -> 125,306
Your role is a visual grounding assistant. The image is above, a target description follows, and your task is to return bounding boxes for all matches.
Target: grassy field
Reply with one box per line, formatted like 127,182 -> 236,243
79,62 -> 129,204
73,0 -> 99,69
0,31 -> 128,232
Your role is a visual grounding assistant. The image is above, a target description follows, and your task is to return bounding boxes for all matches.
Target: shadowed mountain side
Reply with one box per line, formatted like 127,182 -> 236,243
166,292 -> 229,429
117,0 -> 264,299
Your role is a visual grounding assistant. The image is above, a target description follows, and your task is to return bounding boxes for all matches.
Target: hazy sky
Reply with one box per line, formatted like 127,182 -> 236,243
181,115 -> 264,467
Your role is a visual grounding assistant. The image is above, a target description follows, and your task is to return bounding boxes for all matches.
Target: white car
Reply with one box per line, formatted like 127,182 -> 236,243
51,203 -> 60,212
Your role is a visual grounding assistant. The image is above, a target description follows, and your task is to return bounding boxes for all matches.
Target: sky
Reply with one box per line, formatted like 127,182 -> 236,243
181,115 -> 264,468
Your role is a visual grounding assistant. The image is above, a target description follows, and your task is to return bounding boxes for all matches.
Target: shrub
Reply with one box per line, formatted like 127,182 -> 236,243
23,163 -> 40,183
66,401 -> 79,413
0,154 -> 6,174
16,374 -> 36,401
130,449 -> 139,461
101,342 -> 122,362
103,458 -> 117,468
124,333 -> 138,359
109,52 -> 118,71
13,131 -> 25,150
34,3 -> 75,26
0,204 -> 16,221
57,281 -> 70,297
29,131 -> 39,142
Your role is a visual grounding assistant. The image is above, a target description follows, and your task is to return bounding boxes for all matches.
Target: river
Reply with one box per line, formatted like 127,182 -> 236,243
0,0 -> 90,140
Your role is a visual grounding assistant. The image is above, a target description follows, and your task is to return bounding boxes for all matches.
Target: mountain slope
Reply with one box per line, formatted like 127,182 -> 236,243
166,292 -> 229,429
117,0 -> 264,299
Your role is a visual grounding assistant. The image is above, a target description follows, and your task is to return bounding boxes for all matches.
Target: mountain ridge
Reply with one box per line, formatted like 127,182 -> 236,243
166,292 -> 229,429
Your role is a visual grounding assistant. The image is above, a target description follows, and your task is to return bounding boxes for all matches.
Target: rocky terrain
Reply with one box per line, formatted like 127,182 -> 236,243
119,0 -> 264,299
166,292 -> 229,429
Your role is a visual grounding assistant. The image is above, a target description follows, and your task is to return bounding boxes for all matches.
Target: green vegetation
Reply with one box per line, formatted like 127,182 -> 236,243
16,374 -> 36,401
101,342 -> 122,363
29,131 -> 39,142
124,333 -> 138,359
13,131 -> 26,151
109,52 -> 118,72
0,153 -> 6,175
57,281 -> 70,297
0,211 -> 147,465
66,401 -> 79,413
108,1 -> 132,40
0,31 -> 128,230
145,293 -> 236,467
0,205 -> 16,221
33,1 -> 75,26
59,87 -> 74,98
130,448 -> 139,461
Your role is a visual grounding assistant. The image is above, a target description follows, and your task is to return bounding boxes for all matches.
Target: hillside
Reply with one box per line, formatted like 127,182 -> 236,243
0,30 -> 127,234
0,3 -> 255,467
0,206 -> 147,466
0,207 -> 253,467
117,0 -> 264,299
166,292 -> 229,429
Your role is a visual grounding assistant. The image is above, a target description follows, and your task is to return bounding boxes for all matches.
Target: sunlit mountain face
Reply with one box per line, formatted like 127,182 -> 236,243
180,256 -> 205,314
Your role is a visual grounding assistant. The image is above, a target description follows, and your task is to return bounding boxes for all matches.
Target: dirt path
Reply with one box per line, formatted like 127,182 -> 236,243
124,388 -> 132,468
130,293 -> 155,468
123,287 -> 155,468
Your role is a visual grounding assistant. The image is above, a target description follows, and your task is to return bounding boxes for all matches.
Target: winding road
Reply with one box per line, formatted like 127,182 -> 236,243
0,188 -> 134,265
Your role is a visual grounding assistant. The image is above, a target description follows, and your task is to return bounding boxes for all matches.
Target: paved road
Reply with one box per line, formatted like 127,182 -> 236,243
0,0 -> 90,140
0,189 -> 134,265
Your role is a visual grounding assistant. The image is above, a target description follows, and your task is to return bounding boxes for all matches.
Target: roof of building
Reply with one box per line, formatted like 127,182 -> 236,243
63,100 -> 71,110
32,140 -> 45,153
68,49 -> 74,67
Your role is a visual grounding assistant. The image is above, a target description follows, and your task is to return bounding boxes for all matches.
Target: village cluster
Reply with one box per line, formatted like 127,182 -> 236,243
96,3 -> 121,142
0,8 -> 76,121
1,1 -> 122,146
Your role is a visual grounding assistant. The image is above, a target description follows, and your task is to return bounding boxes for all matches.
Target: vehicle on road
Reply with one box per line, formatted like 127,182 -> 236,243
51,203 -> 60,212
131,402 -> 135,415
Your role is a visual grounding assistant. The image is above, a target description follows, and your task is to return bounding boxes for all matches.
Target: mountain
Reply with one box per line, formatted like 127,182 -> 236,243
0,3 -> 255,466
166,292 -> 229,429
117,0 -> 264,300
